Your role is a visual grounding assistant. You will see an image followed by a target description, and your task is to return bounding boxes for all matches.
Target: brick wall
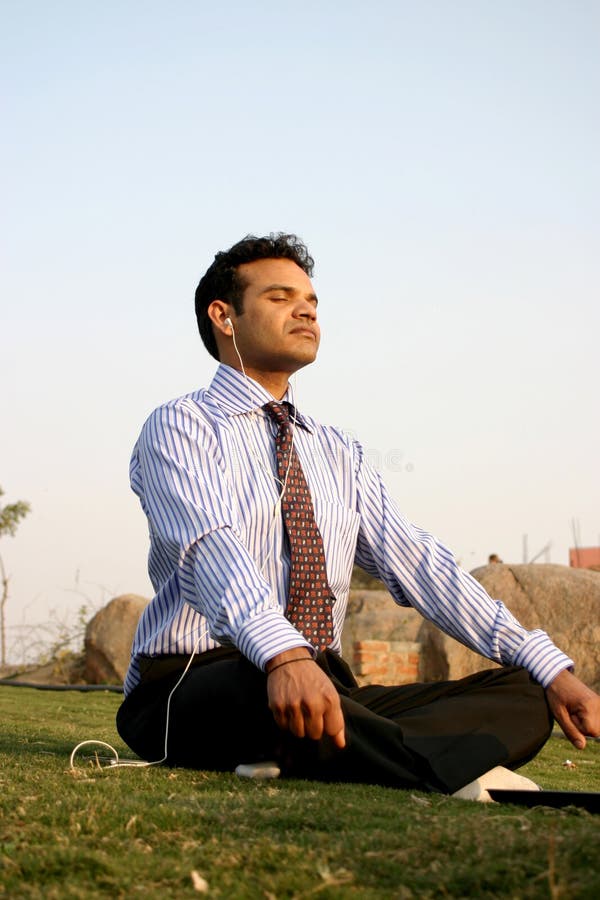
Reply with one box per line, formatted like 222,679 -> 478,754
569,547 -> 600,569
353,639 -> 420,685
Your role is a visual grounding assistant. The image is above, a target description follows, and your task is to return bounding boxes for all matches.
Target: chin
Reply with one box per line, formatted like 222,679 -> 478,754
295,349 -> 318,367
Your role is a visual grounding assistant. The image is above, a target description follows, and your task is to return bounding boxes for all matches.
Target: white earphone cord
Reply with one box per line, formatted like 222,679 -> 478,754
70,320 -> 296,772
229,318 -> 297,571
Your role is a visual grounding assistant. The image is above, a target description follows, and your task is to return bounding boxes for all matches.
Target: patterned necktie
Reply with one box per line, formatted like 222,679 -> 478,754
263,401 -> 333,651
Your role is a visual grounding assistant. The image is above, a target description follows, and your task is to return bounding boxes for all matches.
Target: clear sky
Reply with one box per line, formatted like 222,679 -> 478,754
2,1 -> 599,657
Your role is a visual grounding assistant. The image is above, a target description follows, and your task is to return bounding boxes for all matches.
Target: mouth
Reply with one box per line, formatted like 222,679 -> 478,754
289,327 -> 317,340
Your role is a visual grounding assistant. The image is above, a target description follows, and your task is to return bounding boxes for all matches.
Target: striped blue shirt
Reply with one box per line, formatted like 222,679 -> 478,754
124,363 -> 573,694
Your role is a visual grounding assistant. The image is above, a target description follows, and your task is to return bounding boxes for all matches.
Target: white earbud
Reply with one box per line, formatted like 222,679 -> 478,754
224,316 -> 233,332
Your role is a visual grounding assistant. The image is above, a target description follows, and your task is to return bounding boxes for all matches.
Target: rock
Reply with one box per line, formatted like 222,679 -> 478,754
84,594 -> 148,684
1,653 -> 86,686
341,590 -> 422,661
418,564 -> 600,690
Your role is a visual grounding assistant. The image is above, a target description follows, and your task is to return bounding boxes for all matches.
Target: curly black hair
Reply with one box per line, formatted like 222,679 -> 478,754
194,233 -> 315,360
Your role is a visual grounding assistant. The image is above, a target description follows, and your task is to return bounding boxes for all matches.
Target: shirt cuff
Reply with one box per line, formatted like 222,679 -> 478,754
511,630 -> 574,687
236,608 -> 315,671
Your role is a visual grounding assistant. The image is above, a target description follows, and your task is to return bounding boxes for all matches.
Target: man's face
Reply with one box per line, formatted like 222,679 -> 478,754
229,258 -> 320,377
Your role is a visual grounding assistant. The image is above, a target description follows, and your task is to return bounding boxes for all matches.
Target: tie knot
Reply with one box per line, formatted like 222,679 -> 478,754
263,401 -> 292,428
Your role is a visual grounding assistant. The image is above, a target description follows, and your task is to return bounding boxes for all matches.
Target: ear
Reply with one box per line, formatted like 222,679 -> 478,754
208,300 -> 233,335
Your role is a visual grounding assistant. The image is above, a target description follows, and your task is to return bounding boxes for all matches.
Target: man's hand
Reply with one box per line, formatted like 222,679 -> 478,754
266,651 -> 346,749
546,669 -> 600,749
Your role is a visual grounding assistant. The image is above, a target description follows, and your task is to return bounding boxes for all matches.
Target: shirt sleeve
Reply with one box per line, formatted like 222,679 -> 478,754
351,440 -> 573,687
134,400 -> 312,669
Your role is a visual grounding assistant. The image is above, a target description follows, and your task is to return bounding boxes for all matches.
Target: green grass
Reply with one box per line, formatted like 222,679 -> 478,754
1,686 -> 600,899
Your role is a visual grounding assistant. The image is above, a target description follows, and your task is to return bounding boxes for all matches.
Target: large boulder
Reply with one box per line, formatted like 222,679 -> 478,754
341,589 -> 422,660
418,564 -> 600,690
84,594 -> 148,684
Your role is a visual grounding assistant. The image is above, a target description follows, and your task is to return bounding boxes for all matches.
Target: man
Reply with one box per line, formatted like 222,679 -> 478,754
117,233 -> 600,797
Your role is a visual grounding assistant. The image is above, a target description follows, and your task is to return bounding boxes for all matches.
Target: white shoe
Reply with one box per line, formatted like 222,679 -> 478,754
452,766 -> 540,802
234,761 -> 281,779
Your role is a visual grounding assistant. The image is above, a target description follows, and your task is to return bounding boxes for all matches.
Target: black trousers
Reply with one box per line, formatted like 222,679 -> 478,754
116,649 -> 553,794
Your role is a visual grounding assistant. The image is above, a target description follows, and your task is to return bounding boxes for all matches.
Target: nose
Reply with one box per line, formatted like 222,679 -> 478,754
295,297 -> 317,320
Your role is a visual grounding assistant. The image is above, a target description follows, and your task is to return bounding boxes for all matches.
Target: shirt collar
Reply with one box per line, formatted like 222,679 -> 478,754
207,364 -> 312,432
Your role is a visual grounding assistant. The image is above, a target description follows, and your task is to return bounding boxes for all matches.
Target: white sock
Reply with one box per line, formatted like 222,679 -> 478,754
452,766 -> 540,803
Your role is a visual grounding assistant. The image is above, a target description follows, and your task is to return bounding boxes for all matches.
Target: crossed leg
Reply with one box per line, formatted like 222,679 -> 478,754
116,650 -> 553,794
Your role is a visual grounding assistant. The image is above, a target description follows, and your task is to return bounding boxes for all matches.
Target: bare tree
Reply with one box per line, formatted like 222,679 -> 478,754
0,486 -> 31,666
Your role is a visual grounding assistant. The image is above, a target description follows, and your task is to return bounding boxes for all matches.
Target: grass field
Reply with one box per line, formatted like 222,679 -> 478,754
1,685 -> 600,898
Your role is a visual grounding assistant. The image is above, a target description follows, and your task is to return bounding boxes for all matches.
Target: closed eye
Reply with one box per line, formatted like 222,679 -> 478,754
259,284 -> 319,306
